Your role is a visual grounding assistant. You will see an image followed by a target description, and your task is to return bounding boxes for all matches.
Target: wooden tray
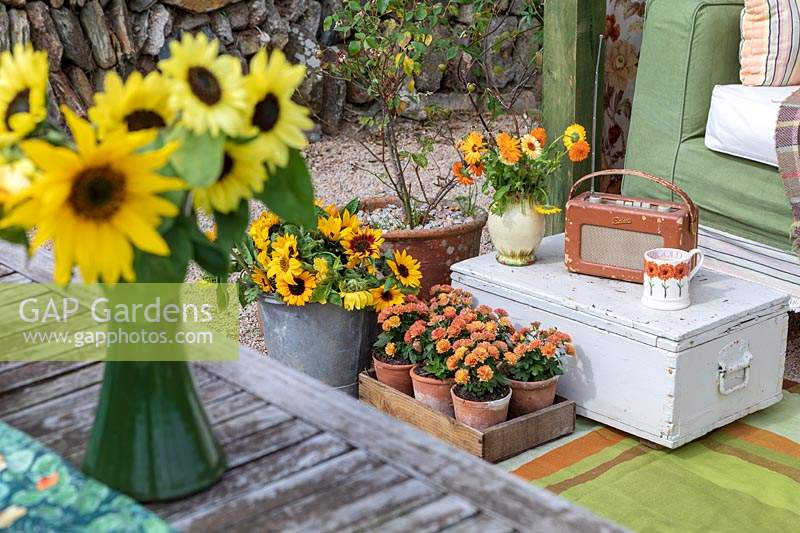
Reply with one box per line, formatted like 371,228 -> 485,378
358,370 -> 576,463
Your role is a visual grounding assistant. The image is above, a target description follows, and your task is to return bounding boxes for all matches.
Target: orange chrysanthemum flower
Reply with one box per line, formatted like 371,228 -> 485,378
541,342 -> 556,358
476,365 -> 494,382
495,132 -> 521,166
567,139 -> 590,162
446,355 -> 460,371
658,264 -> 674,280
454,368 -> 469,385
436,339 -> 452,354
452,161 -> 474,186
531,127 -> 547,147
504,351 -> 519,365
464,353 -> 479,367
469,162 -> 484,177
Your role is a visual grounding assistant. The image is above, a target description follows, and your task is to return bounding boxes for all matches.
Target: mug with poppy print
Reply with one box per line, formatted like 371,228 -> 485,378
642,248 -> 705,311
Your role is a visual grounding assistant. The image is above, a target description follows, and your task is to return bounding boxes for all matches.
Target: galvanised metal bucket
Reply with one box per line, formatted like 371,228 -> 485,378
258,296 -> 377,396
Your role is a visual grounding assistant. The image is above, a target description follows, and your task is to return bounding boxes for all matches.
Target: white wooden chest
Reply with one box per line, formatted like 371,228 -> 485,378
451,235 -> 790,448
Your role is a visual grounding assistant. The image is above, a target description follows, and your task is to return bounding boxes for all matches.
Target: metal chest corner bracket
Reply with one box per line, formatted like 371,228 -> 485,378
718,339 -> 753,395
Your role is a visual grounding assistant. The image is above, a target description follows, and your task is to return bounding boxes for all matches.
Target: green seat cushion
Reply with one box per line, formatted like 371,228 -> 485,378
625,138 -> 793,251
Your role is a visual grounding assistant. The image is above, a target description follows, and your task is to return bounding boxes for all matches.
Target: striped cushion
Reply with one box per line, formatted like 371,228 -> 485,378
741,0 -> 800,86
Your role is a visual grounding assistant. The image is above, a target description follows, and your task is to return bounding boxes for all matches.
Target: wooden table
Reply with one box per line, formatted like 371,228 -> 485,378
0,244 -> 622,532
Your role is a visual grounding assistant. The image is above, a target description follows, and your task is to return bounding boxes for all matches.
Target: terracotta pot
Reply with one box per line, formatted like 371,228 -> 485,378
362,197 -> 488,296
372,355 -> 414,396
409,366 -> 455,416
451,386 -> 511,430
486,196 -> 545,266
507,375 -> 559,417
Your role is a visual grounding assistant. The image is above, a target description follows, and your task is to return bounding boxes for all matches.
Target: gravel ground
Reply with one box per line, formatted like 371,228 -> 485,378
236,115 -> 800,382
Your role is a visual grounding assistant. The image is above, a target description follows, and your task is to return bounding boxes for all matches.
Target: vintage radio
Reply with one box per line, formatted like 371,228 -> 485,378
564,169 -> 699,283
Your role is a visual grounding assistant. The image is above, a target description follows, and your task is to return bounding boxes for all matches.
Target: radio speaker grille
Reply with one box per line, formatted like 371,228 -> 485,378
580,225 -> 663,269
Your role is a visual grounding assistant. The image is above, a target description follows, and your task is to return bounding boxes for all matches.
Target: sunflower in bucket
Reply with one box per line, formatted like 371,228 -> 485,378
0,36 -> 317,285
235,199 -> 421,309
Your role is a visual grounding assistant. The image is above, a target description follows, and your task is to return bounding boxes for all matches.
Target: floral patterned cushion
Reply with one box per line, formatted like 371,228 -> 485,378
0,421 -> 168,532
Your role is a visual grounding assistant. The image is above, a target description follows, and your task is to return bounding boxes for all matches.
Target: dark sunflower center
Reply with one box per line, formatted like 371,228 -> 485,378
352,236 -> 372,253
187,66 -> 222,106
68,166 -> 125,220
123,109 -> 166,131
279,256 -> 289,270
288,278 -> 306,295
252,93 -> 280,133
218,153 -> 234,181
397,264 -> 409,277
380,291 -> 393,302
5,89 -> 30,130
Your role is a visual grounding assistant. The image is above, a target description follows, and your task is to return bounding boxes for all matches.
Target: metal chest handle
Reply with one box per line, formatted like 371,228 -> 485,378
718,340 -> 753,396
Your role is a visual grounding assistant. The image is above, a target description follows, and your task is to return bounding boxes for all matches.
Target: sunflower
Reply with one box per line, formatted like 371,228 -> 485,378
266,247 -> 303,283
313,256 -> 330,282
520,134 -> 542,159
341,289 -> 373,311
563,123 -> 586,149
0,107 -> 182,284
273,233 -> 299,257
568,140 -> 590,163
370,286 -> 405,311
248,210 -> 280,250
495,132 -> 521,166
534,205 -> 562,215
531,127 -> 547,147
276,270 -> 317,306
192,139 -> 269,213
341,226 -> 384,262
0,44 -> 48,146
459,131 -> 486,165
0,158 -> 35,206
158,32 -> 247,135
244,49 -> 313,169
318,210 -> 358,241
250,268 -> 272,292
388,249 -> 422,288
452,161 -> 474,186
88,71 -> 174,139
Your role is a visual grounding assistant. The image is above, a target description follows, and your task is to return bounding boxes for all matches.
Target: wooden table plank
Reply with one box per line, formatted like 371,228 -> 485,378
366,494 -> 479,533
441,512 -> 516,533
0,361 -> 95,395
0,263 -> 13,277
0,363 -> 104,417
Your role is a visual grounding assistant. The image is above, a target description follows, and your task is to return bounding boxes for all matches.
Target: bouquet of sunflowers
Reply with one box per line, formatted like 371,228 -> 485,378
455,124 -> 591,216
0,34 -> 315,285
235,199 -> 422,309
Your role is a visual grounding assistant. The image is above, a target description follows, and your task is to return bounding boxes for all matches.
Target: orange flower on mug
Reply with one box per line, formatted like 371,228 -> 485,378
645,261 -> 659,278
674,262 -> 689,278
658,264 -> 674,280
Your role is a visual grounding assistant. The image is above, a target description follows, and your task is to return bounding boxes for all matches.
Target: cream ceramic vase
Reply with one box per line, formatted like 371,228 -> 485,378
487,197 -> 546,266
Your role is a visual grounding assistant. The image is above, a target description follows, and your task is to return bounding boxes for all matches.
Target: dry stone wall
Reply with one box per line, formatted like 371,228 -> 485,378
0,0 -> 540,135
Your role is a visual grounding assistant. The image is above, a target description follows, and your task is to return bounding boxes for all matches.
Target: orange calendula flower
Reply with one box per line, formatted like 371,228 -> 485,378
452,161 -> 474,186
496,132 -> 521,165
531,127 -> 547,147
658,264 -> 674,280
460,131 -> 486,165
476,365 -> 494,382
454,368 -> 469,385
568,139 -> 590,162
36,472 -> 59,491
520,133 -> 542,159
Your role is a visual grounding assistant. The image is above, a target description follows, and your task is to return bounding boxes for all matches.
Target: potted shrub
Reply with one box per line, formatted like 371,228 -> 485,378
0,38 -> 317,500
235,199 -> 421,396
502,323 -> 576,417
455,125 -> 591,265
373,297 -> 430,395
323,1 -> 490,293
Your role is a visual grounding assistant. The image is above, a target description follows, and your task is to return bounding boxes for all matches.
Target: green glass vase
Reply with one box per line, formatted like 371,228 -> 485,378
82,361 -> 227,501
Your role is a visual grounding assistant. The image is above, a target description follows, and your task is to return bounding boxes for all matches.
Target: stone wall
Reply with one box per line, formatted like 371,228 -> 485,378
0,0 -> 540,134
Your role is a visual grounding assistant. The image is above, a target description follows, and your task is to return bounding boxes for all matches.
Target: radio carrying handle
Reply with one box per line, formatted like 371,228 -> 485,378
568,169 -> 699,230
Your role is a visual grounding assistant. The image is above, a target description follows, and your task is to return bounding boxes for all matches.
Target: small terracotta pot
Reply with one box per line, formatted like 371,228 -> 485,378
409,366 -> 455,416
451,386 -> 511,431
372,355 -> 414,396
361,197 -> 488,296
507,375 -> 559,417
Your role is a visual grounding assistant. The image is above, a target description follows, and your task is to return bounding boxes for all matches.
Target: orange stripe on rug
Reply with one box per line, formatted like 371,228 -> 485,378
512,427 -> 627,481
545,445 -> 651,495
723,422 -> 800,459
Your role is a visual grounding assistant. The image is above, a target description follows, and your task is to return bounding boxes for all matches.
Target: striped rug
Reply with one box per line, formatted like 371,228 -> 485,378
502,381 -> 800,532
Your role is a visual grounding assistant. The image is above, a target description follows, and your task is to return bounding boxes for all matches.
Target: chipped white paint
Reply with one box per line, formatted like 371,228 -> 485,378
451,234 -> 790,448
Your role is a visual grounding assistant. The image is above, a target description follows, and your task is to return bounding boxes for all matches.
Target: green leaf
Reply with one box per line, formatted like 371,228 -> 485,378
377,0 -> 389,14
215,200 -> 250,255
169,129 -> 225,188
133,224 -> 192,283
343,198 -> 360,214
256,148 -> 315,228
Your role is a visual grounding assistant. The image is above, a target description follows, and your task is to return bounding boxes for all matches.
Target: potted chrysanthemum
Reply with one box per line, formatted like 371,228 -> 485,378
235,199 -> 421,396
451,345 -> 511,431
455,125 -> 591,266
0,34 -> 316,501
502,323 -> 576,417
372,297 -> 430,395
